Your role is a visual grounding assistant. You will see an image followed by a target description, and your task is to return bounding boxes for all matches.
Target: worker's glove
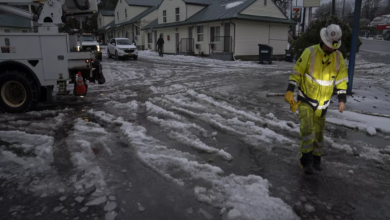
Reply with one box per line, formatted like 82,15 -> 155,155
284,91 -> 301,113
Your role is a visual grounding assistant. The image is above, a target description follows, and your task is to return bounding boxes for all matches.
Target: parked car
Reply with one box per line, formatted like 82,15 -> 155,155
374,35 -> 383,40
107,38 -> 138,60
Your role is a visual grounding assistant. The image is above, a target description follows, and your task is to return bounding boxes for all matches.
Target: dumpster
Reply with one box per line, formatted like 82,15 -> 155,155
258,44 -> 273,64
285,50 -> 293,62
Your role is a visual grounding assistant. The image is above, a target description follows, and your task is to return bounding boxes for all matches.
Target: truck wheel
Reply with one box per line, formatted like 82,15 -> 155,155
0,71 -> 38,113
133,56 -> 138,60
108,49 -> 111,58
115,51 -> 119,60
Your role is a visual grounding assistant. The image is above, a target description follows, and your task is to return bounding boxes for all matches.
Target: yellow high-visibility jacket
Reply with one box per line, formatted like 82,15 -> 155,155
287,44 -> 348,116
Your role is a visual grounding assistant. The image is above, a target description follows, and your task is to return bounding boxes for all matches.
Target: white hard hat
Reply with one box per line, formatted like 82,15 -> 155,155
320,24 -> 342,49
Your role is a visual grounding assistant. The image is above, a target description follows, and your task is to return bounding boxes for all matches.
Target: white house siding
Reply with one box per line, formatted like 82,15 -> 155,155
115,0 -> 148,24
194,22 -> 225,55
186,4 -> 205,19
235,20 -> 287,56
98,13 -> 115,29
158,0 -> 186,24
149,21 -> 231,55
98,13 -> 104,29
240,0 -> 286,19
269,23 -> 288,55
136,10 -> 158,49
158,28 -> 177,53
235,20 -> 269,56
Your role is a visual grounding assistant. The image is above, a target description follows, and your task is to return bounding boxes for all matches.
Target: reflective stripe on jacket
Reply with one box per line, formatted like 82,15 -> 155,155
287,44 -> 348,114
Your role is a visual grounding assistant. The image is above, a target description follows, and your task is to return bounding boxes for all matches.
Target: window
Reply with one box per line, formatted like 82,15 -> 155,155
125,9 -> 127,18
99,18 -> 102,26
197,25 -> 203,42
163,10 -> 166,23
22,30 -> 28,33
148,33 -> 153,43
210,26 -> 220,42
4,29 -> 10,33
117,12 -> 119,20
264,0 -> 267,5
175,8 -> 180,22
135,25 -> 140,35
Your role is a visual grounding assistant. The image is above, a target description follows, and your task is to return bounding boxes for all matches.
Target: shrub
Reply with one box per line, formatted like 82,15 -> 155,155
291,12 -> 362,60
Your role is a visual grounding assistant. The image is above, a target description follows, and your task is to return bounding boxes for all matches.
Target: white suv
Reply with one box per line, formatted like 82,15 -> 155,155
107,38 -> 138,60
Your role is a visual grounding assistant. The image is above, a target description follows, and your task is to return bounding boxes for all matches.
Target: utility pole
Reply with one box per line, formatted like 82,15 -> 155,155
347,0 -> 363,95
309,7 -> 312,24
332,0 -> 336,16
342,0 -> 346,19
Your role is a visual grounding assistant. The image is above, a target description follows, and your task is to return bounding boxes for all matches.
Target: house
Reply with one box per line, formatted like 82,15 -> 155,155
0,13 -> 35,33
143,0 -> 295,60
110,0 -> 162,49
97,10 -> 115,44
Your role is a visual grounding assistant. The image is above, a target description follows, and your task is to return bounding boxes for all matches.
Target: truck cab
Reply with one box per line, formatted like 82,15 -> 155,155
77,33 -> 102,60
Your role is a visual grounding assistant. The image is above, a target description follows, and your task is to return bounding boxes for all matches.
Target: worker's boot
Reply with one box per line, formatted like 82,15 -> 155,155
300,152 -> 314,175
313,155 -> 323,171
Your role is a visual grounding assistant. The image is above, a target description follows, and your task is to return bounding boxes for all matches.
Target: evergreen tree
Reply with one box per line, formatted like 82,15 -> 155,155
291,12 -> 362,60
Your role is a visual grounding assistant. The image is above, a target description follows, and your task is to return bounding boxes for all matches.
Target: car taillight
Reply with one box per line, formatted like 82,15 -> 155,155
86,59 -> 90,63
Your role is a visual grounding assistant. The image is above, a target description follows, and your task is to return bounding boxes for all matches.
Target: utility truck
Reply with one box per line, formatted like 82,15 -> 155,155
0,0 -> 105,113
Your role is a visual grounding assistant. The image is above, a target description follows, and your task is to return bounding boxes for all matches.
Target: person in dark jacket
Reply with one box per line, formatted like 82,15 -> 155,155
156,35 -> 164,57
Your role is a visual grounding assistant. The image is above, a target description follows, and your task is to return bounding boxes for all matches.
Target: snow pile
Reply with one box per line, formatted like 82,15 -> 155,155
195,175 -> 299,220
0,131 -> 54,172
225,1 -> 244,9
327,110 -> 390,135
66,119 -> 108,195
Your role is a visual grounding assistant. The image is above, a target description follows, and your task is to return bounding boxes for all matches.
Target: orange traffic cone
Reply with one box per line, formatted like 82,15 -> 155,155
75,72 -> 87,96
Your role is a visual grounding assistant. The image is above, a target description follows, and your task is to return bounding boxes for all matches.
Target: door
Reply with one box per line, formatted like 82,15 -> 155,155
176,33 -> 180,54
224,23 -> 231,52
188,27 -> 193,52
154,30 -> 157,51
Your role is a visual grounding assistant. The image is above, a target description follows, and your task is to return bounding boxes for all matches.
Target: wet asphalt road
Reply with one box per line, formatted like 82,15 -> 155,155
360,38 -> 390,55
1,50 -> 390,220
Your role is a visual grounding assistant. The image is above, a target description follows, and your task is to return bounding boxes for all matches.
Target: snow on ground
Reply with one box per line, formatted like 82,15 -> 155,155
139,50 -> 291,69
327,110 -> 390,135
87,109 -> 299,219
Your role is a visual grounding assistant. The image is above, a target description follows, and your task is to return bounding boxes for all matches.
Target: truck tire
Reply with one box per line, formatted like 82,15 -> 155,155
0,71 -> 38,113
108,49 -> 111,58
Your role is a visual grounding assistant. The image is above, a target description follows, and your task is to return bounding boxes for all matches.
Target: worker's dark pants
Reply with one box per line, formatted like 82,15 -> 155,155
158,46 -> 163,57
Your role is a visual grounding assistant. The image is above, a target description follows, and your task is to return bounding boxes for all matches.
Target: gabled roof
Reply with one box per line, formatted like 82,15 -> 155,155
124,0 -> 162,7
0,14 -> 37,28
99,10 -> 115,16
144,0 -> 295,30
183,0 -> 225,5
98,20 -> 115,31
115,6 -> 158,27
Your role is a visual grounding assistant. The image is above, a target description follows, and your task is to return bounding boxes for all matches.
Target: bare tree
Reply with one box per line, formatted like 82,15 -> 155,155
273,0 -> 291,17
362,0 -> 381,20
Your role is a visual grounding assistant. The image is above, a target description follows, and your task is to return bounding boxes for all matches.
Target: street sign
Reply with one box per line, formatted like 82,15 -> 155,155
291,7 -> 302,22
303,0 -> 320,7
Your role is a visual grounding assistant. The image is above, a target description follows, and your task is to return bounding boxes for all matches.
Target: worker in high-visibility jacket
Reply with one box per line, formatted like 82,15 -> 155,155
285,24 -> 348,174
